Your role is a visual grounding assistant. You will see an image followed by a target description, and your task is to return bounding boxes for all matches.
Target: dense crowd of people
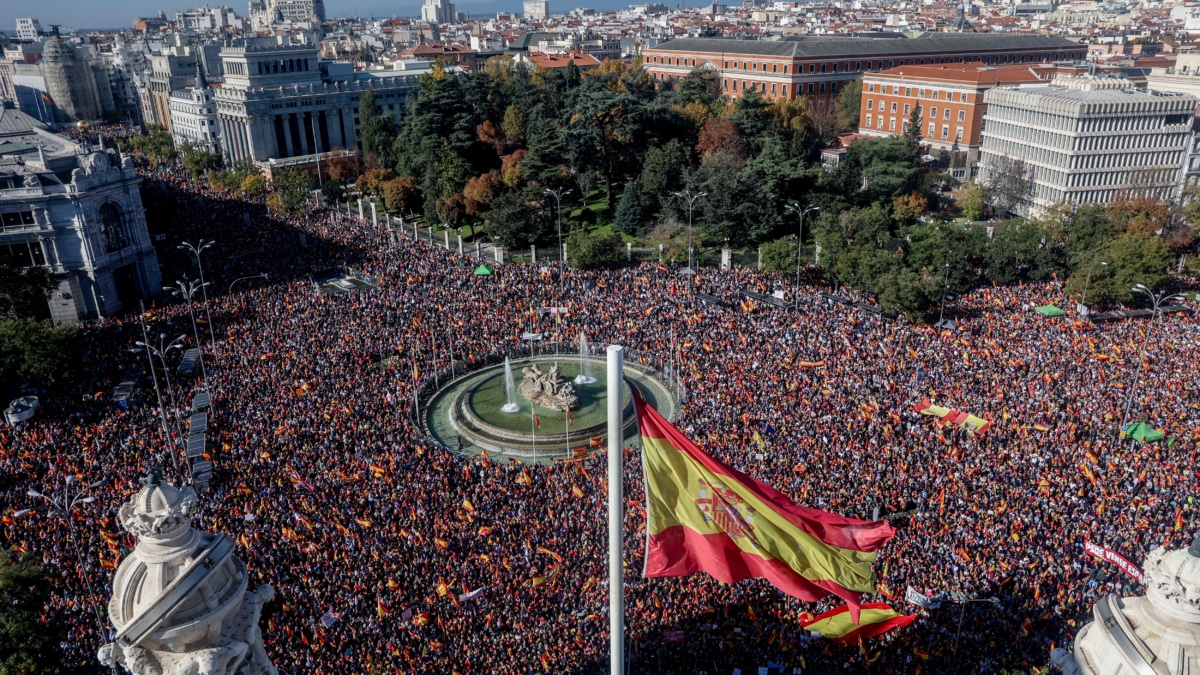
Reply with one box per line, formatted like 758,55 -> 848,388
2,158 -> 1198,674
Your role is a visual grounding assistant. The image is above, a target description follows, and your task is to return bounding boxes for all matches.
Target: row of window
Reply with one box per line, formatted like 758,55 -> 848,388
867,83 -> 971,103
864,114 -> 965,142
0,241 -> 46,268
867,100 -> 968,123
0,211 -> 35,227
647,50 -> 1086,76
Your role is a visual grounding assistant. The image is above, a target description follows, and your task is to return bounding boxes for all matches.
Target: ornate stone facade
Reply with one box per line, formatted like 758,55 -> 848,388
99,469 -> 276,675
519,362 -> 579,411
1056,537 -> 1200,674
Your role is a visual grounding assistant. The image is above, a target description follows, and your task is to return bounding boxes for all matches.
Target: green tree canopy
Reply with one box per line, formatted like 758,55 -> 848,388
0,262 -> 54,320
0,555 -> 63,674
0,318 -> 78,388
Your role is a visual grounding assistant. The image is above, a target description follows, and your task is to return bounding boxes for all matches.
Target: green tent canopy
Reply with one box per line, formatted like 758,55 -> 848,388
473,265 -> 494,276
1034,305 -> 1067,317
1122,422 -> 1166,443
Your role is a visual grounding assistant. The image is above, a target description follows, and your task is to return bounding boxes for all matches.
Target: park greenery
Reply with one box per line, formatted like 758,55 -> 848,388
114,59 -> 1197,320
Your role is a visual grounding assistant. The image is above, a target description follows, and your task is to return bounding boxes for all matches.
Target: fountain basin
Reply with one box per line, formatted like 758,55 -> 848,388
424,356 -> 678,461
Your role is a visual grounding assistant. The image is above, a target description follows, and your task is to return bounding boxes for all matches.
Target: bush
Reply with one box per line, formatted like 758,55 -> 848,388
567,230 -> 623,270
759,237 -> 799,274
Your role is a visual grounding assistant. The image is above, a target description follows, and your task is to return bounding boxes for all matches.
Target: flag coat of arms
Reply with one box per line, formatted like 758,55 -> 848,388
635,393 -> 894,619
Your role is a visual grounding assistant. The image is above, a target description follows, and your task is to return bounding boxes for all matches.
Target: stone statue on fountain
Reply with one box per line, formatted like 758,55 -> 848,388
518,362 -> 579,411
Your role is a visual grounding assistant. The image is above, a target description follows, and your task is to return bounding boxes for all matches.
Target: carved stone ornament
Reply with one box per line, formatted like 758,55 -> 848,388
518,362 -> 579,412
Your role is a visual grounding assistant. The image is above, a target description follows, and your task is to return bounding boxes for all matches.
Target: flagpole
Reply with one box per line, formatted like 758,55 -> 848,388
606,345 -> 624,675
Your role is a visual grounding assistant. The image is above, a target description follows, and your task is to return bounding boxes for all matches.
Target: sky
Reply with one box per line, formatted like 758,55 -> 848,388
0,0 -> 635,33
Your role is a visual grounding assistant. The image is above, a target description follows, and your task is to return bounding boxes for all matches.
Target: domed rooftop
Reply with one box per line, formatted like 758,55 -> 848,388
131,466 -> 185,516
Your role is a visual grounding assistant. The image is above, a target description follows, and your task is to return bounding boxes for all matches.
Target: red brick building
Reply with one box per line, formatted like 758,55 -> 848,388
643,34 -> 1085,102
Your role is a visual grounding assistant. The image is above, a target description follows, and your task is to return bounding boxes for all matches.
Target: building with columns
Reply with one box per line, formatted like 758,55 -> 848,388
213,37 -> 419,170
0,103 -> 161,323
977,76 -> 1196,217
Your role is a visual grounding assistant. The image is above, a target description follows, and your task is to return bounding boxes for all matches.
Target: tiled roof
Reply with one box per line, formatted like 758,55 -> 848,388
648,33 -> 1079,57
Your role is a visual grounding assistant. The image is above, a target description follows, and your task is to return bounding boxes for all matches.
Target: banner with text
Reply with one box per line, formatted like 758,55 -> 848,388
905,586 -> 941,610
1084,541 -> 1145,584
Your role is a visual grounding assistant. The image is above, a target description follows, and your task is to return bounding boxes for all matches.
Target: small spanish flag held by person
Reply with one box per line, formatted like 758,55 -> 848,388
635,392 -> 895,621
376,598 -> 389,618
532,410 -> 541,429
799,603 -> 915,643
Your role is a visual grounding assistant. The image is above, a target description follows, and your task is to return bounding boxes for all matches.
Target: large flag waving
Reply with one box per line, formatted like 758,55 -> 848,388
800,603 -> 916,643
636,393 -> 894,620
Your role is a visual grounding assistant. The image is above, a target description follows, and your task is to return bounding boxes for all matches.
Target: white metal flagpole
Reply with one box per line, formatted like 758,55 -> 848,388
606,345 -> 625,675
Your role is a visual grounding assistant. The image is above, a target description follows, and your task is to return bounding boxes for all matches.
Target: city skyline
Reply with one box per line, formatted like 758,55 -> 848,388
0,0 -> 634,32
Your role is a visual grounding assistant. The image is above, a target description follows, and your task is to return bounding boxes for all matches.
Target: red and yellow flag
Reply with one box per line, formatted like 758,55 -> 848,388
636,394 -> 894,620
799,603 -> 915,643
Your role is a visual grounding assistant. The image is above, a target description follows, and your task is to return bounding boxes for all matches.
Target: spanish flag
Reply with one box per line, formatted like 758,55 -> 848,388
636,394 -> 894,620
799,603 -> 915,643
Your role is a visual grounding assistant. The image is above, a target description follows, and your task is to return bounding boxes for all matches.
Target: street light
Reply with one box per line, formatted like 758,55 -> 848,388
543,187 -> 572,295
1080,260 -> 1108,312
229,272 -> 268,295
952,596 -> 1001,653
177,240 -> 215,343
165,279 -> 212,407
784,203 -> 818,310
23,475 -> 119,674
676,187 -> 700,271
936,262 -> 952,328
1118,284 -> 1187,436
135,302 -> 173,455
135,334 -> 188,471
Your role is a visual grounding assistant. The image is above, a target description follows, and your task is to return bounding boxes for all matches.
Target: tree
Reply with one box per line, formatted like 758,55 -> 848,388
566,229 -> 623,269
640,139 -> 691,217
358,168 -> 396,199
502,105 -> 527,148
0,318 -> 78,387
1106,195 -> 1170,237
905,104 -> 923,148
240,174 -> 267,196
1063,203 -> 1116,267
837,78 -> 862,133
892,192 -> 928,224
0,555 -> 63,674
562,82 -> 646,206
983,220 -> 1060,285
486,191 -> 542,249
320,179 -> 344,203
676,70 -> 722,110
461,171 -> 500,218
179,142 -> 222,180
381,176 -> 421,215
614,179 -> 646,235
126,125 -> 176,164
805,95 -> 840,146
959,180 -> 990,221
874,265 -> 933,320
270,168 -> 314,214
326,149 -> 362,183
759,236 -> 799,274
0,262 -> 54,320
358,90 -> 399,165
697,117 -> 744,160
1065,233 -> 1173,303
983,156 -> 1030,216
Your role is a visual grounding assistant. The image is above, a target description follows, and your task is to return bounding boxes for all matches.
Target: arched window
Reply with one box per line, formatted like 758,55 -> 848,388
98,202 -> 127,253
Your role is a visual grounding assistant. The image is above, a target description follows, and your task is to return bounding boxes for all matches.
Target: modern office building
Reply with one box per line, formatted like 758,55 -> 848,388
643,34 -> 1085,101
0,104 -> 161,323
13,18 -> 42,42
977,76 -> 1196,217
421,0 -> 457,24
858,62 -> 1092,178
144,47 -> 201,131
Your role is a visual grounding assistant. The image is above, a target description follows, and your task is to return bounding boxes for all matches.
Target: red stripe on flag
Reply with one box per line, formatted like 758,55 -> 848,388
833,614 -> 916,645
646,525 -> 866,609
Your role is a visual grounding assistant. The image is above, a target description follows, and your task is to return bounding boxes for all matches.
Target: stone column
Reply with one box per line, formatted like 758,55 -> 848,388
357,199 -> 363,222
721,246 -> 731,269
444,228 -> 450,248
757,246 -> 763,269
369,201 -> 377,227
457,233 -> 464,255
814,244 -> 822,265
531,245 -> 536,263
495,247 -> 504,265
627,242 -> 632,262
561,243 -> 568,266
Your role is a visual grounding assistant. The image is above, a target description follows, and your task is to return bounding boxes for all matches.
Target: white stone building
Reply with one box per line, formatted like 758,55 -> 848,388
421,0 -> 457,24
168,66 -> 220,154
214,37 -> 418,169
977,76 -> 1197,217
0,104 -> 161,323
524,0 -> 551,19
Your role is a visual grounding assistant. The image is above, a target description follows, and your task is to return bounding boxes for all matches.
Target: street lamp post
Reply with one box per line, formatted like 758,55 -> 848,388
177,240 -> 215,343
543,187 -> 572,296
784,203 -> 818,310
952,596 -> 1001,654
135,305 -> 173,455
1080,260 -> 1108,312
135,334 -> 188,471
1118,284 -> 1186,436
672,190 -> 707,272
19,476 -> 119,674
165,279 -> 212,407
936,263 -> 951,327
228,272 -> 269,295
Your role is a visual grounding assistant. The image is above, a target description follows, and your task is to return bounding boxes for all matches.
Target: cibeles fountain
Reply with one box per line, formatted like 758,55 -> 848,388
99,468 -> 276,675
1053,535 -> 1200,675
423,335 -> 678,459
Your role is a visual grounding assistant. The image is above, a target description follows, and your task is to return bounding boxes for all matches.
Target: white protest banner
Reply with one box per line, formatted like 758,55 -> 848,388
905,586 -> 941,610
1084,541 -> 1146,584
